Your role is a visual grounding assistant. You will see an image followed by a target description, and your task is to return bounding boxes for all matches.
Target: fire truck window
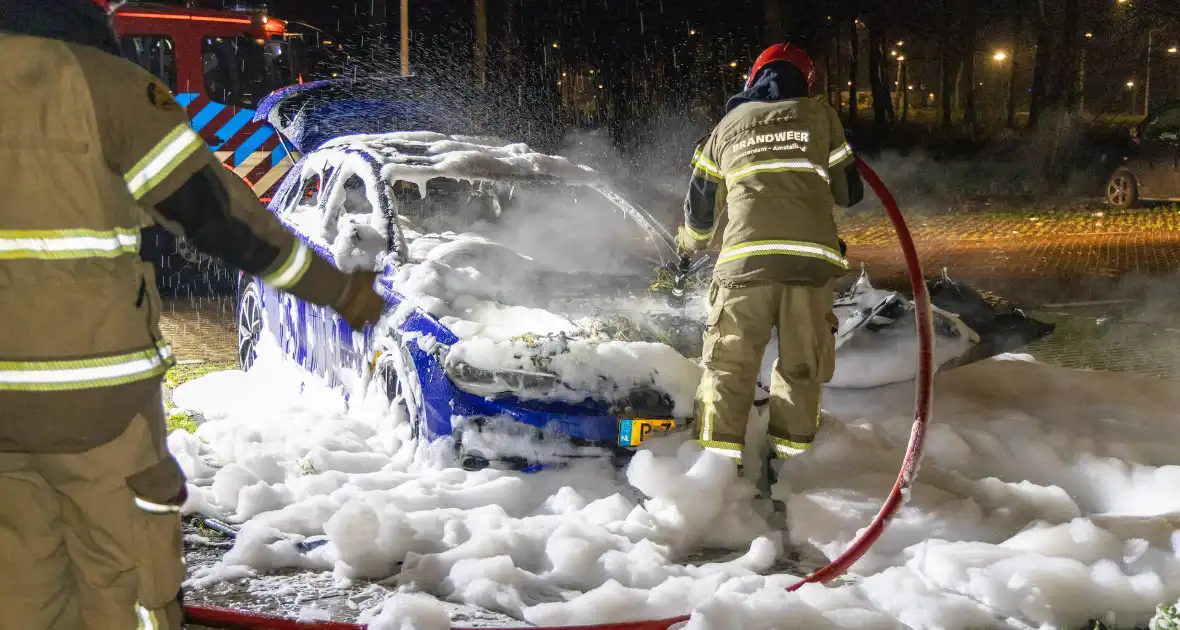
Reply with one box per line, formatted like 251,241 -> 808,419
119,36 -> 177,92
202,36 -> 297,108
202,37 -> 243,107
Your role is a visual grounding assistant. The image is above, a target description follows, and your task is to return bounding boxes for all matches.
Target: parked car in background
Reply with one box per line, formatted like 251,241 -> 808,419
1106,101 -> 1180,208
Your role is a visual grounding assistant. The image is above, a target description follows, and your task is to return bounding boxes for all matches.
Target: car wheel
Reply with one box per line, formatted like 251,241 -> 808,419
238,279 -> 263,372
1106,170 -> 1138,209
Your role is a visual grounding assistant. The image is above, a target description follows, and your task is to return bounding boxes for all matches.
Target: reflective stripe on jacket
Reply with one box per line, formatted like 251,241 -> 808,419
0,35 -> 352,453
682,97 -> 857,285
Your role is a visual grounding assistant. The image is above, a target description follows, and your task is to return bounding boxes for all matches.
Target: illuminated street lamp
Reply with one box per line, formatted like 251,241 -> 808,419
1169,46 -> 1179,54
1127,80 -> 1135,88
729,61 -> 738,68
993,50 -> 1008,62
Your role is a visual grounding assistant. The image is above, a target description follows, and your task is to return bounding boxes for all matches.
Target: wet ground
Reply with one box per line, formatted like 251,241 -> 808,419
167,201 -> 1180,627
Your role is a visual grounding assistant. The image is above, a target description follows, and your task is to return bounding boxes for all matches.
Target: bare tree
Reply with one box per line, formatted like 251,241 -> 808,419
866,19 -> 894,141
940,0 -> 954,130
849,16 -> 860,125
1029,0 -> 1052,127
764,0 -> 785,45
962,0 -> 978,137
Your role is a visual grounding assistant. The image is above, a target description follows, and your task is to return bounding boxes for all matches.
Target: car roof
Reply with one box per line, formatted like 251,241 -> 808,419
301,132 -> 605,189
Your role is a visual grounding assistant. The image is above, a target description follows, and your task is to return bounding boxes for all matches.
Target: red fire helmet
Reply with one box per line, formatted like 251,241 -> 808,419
746,43 -> 816,92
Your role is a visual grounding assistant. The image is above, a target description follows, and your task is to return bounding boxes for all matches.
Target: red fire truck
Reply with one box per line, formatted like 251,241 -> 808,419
113,2 -> 307,201
111,2 -> 310,295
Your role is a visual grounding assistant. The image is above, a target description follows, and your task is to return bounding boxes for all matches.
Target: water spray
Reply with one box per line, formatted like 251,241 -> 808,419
183,155 -> 934,630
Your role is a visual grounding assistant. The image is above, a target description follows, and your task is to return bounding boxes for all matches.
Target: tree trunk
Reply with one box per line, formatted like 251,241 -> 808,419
825,34 -> 835,106
901,62 -> 909,122
848,17 -> 860,124
764,0 -> 785,45
1059,0 -> 1080,109
473,0 -> 488,87
1029,0 -> 1051,128
1008,9 -> 1020,129
962,0 -> 978,138
835,25 -> 845,115
867,23 -> 892,141
940,0 -> 953,130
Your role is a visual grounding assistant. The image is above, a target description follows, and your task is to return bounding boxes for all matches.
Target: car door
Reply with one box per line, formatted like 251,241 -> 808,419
1134,104 -> 1180,200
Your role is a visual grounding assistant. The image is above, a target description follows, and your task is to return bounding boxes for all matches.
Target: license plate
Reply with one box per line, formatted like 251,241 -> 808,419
618,418 -> 677,447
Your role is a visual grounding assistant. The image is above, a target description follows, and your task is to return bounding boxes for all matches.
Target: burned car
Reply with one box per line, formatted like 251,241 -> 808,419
237,132 -> 1054,471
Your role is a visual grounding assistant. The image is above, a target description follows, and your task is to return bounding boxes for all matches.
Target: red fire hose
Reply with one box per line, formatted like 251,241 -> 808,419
184,156 -> 934,630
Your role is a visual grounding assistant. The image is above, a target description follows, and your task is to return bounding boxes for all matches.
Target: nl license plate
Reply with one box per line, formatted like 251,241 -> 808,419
618,418 -> 677,447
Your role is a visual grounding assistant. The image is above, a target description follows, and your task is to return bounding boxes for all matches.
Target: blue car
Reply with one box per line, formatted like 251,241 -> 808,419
236,132 -> 699,472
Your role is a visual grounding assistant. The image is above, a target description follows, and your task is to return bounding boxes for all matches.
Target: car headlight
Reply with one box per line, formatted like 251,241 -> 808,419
444,359 -> 559,397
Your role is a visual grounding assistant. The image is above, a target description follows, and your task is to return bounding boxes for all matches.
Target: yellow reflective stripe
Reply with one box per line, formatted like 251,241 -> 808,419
686,223 -> 714,242
829,143 -> 853,167
692,150 -> 723,180
717,239 -> 849,269
261,241 -> 312,289
698,440 -> 744,463
136,603 -> 158,630
125,124 -> 204,200
0,344 -> 174,392
770,436 -> 814,458
134,496 -> 181,514
725,159 -> 829,186
0,228 -> 140,260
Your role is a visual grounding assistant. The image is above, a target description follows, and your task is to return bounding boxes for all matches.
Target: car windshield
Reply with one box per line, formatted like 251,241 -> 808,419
394,178 -> 669,276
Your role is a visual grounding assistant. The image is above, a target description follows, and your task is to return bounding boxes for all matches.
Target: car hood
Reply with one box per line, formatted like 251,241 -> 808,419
398,235 -> 1054,418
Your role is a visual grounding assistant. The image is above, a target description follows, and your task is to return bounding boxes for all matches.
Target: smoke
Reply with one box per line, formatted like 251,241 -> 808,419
857,110 -> 1113,215
556,111 -> 715,228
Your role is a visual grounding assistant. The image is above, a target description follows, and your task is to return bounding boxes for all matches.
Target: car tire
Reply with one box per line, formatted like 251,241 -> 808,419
237,279 -> 263,372
1106,169 -> 1139,209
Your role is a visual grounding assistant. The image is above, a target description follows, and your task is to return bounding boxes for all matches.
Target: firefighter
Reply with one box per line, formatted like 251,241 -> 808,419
0,1 -> 385,628
676,42 -> 864,478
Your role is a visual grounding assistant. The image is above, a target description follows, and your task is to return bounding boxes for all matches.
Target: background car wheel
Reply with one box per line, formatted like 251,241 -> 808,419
237,280 -> 263,371
1106,170 -> 1138,209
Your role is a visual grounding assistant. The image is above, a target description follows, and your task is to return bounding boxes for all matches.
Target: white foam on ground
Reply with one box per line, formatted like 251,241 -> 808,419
172,348 -> 1180,629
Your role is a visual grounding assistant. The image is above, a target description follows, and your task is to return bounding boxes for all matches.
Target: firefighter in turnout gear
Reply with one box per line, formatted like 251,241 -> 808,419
677,43 -> 864,472
0,1 -> 385,628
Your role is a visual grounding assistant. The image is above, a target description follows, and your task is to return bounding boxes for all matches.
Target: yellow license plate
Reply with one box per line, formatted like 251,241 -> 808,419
618,418 -> 677,447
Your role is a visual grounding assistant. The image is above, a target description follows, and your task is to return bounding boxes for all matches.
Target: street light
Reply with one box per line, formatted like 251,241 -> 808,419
993,50 -> 1008,62
1169,46 -> 1179,54
1127,80 -> 1135,88
896,40 -> 904,46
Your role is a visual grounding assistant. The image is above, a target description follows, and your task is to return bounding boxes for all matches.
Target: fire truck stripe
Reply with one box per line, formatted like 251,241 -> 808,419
271,145 -> 288,167
198,108 -> 241,149
190,102 -> 226,132
214,110 -> 256,146
176,93 -> 198,108
233,127 -> 275,167
218,120 -> 260,154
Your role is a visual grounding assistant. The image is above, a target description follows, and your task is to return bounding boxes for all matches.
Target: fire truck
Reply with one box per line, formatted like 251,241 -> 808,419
113,2 -> 308,295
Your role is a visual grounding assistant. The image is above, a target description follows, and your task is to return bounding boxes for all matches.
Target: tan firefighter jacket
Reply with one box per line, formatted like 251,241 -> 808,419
677,97 -> 858,285
0,35 -> 354,453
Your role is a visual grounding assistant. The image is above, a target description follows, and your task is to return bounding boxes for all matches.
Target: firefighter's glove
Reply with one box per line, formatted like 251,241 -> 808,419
676,225 -> 709,255
334,271 -> 385,331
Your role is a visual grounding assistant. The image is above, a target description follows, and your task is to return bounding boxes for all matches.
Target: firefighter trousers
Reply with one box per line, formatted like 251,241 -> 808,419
0,394 -> 186,630
695,279 -> 837,465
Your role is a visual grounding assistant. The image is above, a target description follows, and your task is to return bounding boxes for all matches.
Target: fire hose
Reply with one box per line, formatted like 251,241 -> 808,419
184,156 -> 934,630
